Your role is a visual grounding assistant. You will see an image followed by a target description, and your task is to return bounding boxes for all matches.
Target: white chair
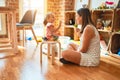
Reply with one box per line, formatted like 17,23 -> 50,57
16,10 -> 38,46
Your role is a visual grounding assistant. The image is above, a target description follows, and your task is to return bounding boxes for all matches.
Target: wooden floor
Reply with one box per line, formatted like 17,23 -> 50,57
0,40 -> 120,80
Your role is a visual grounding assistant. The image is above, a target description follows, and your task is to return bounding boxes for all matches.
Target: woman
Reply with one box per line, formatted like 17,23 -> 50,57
60,8 -> 100,66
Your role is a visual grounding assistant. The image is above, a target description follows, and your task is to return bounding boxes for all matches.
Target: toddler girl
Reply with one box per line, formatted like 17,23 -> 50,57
42,12 -> 62,55
43,12 -> 61,41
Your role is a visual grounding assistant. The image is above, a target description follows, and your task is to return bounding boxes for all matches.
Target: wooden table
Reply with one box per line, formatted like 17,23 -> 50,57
0,7 -> 18,53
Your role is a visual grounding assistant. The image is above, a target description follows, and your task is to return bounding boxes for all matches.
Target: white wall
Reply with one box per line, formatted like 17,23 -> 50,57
75,0 -> 89,10
75,0 -> 119,10
90,0 -> 119,9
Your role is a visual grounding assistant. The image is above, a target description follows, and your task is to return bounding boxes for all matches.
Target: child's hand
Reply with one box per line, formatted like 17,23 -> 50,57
55,20 -> 62,32
59,20 -> 62,26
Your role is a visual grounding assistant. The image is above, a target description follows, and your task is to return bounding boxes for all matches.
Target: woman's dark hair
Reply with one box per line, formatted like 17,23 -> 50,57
77,8 -> 94,33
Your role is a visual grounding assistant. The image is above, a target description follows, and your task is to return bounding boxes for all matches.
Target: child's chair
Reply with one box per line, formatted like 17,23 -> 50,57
40,41 -> 61,64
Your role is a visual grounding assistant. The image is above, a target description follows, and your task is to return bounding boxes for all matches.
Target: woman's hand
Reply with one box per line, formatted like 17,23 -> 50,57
75,27 -> 80,34
74,27 -> 81,38
75,28 -> 80,32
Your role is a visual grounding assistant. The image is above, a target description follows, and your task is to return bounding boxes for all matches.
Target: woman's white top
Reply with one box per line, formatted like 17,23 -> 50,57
79,25 -> 100,66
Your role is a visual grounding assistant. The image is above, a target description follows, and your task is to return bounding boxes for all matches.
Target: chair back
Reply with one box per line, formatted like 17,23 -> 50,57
20,10 -> 37,24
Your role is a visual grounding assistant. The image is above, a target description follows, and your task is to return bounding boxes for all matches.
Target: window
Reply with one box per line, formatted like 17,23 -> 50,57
23,0 -> 44,26
0,0 -> 5,6
75,0 -> 89,10
21,0 -> 45,37
0,0 -> 6,35
0,14 -> 1,31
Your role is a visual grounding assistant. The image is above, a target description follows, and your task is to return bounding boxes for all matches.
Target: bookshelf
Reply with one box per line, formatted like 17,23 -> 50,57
92,9 -> 120,58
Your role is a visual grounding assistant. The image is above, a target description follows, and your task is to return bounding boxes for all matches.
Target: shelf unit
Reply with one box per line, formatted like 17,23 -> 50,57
64,26 -> 74,39
65,11 -> 76,25
64,11 -> 76,40
91,9 -> 115,32
91,9 -> 115,44
92,9 -> 120,58
113,8 -> 120,32
108,32 -> 120,59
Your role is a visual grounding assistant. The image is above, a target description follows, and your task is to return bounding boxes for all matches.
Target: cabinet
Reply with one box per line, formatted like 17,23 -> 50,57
109,32 -> 120,59
64,11 -> 80,40
0,7 -> 18,53
64,11 -> 76,25
113,8 -> 120,32
108,9 -> 120,59
91,9 -> 115,44
91,9 -> 120,58
91,9 -> 114,31
64,11 -> 75,39
91,9 -> 120,41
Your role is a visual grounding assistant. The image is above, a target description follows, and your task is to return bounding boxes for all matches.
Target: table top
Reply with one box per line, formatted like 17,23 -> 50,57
0,7 -> 16,13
